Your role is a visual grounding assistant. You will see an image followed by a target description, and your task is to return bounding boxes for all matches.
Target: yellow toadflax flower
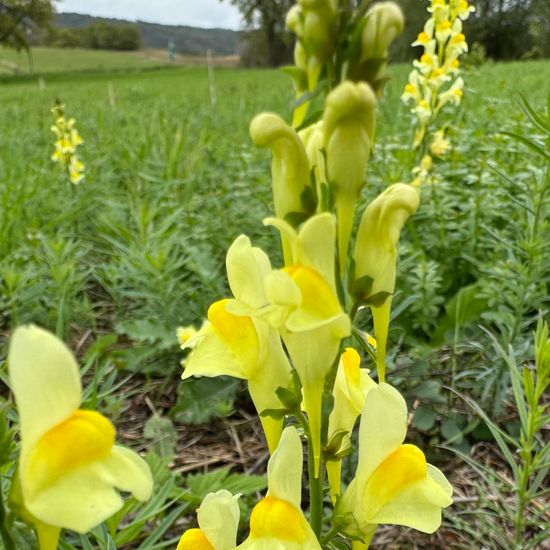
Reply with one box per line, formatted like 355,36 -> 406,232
326,348 -> 376,502
177,490 -> 241,550
50,104 -> 86,185
402,0 -> 473,183
263,213 -> 350,476
337,383 -> 453,544
182,235 -> 293,454
8,325 -> 153,549
236,426 -> 321,550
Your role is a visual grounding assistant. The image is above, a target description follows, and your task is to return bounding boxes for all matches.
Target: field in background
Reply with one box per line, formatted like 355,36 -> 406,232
1,53 -> 550,547
0,46 -> 239,75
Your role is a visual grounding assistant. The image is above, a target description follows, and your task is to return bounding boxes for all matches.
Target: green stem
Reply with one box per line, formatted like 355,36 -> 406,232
514,396 -> 537,544
307,435 -> 324,541
295,410 -> 324,541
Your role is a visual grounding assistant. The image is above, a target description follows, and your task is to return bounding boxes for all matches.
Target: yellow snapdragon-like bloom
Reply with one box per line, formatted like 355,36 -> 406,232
177,490 -> 241,550
337,384 -> 453,541
326,348 -> 376,502
50,105 -> 86,185
8,326 -> 153,549
264,213 -> 350,475
237,426 -> 321,550
182,235 -> 293,453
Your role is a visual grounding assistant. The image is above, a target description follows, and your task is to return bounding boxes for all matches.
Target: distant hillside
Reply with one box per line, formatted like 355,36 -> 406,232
54,13 -> 241,56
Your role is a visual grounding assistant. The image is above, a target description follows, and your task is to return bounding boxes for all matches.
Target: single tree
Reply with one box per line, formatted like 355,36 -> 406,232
0,0 -> 52,51
221,0 -> 294,66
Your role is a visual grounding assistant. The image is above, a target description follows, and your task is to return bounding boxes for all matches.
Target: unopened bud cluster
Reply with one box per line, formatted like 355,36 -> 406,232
286,0 -> 404,127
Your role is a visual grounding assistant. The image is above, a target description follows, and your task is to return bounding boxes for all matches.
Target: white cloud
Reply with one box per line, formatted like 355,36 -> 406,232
55,0 -> 243,30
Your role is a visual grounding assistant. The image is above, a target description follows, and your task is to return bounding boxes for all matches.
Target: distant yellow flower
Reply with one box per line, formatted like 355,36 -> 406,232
177,325 -> 197,346
402,0 -> 470,184
430,130 -> 451,156
8,326 -> 153,549
50,103 -> 85,185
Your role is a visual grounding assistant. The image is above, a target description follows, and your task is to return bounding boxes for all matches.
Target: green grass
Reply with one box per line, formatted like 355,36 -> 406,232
0,55 -> 549,548
0,46 -> 168,75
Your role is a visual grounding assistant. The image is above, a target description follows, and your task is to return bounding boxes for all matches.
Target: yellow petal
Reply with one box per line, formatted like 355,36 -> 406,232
267,426 -> 303,507
8,325 -> 81,453
262,269 -> 302,329
236,427 -> 320,548
367,467 -> 453,533
371,298 -> 391,382
36,522 -> 60,550
25,445 -> 152,533
356,383 -> 407,486
285,265 -> 347,332
364,444 -> 427,514
178,528 -> 215,550
327,349 -> 376,501
183,300 -> 259,380
197,490 -> 241,550
208,300 -> 259,367
294,213 -> 337,292
177,325 -> 197,346
328,348 -> 376,450
226,235 -> 271,309
248,328 -> 292,453
24,410 -> 115,499
283,324 -> 344,477
248,496 -> 316,543
326,459 -> 342,504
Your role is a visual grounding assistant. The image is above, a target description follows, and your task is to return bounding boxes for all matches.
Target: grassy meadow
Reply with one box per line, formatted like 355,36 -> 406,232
0,47 -> 549,548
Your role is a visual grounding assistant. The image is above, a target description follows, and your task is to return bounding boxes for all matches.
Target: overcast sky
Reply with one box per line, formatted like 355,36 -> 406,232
55,0 -> 243,30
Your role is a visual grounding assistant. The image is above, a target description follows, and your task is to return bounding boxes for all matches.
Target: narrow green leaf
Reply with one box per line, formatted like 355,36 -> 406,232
500,131 -> 549,160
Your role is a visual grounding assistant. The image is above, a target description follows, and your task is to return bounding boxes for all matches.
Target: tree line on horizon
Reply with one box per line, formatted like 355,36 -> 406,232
1,0 -> 549,63
225,0 -> 550,66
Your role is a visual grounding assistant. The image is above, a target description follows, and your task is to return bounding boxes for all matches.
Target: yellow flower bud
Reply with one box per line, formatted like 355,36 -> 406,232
298,0 -> 337,84
322,81 -> 377,273
361,2 -> 404,61
352,184 -> 419,380
249,113 -> 315,261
